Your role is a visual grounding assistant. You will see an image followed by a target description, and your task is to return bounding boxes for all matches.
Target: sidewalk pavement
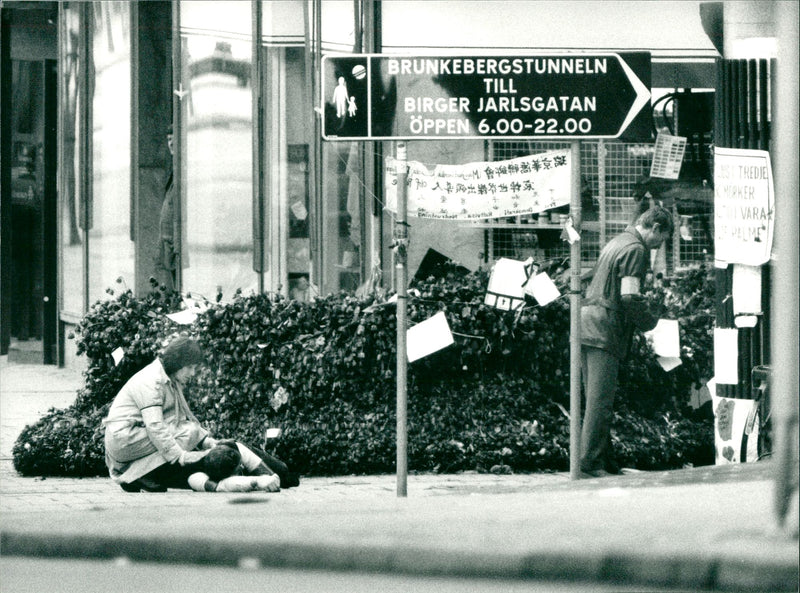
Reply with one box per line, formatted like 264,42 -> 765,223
0,355 -> 85,459
1,357 -> 798,591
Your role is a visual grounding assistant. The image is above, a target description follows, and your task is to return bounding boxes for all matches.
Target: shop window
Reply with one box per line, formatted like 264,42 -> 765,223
287,143 -> 311,300
321,142 -> 364,294
59,4 -> 85,315
88,1 -> 133,303
258,41 -> 317,299
180,1 -> 255,301
488,141 -> 601,267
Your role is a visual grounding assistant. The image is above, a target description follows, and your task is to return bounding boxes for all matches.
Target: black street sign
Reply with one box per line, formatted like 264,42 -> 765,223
322,53 -> 652,141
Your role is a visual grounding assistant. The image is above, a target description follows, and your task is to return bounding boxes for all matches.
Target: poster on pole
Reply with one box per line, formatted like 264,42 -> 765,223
384,149 -> 571,220
713,147 -> 774,266
649,131 -> 687,179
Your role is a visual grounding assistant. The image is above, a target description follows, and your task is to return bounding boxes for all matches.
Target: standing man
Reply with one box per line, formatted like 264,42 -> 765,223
580,206 -> 673,478
158,125 -> 178,290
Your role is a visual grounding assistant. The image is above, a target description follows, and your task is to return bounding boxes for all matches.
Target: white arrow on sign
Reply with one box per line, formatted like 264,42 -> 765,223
616,54 -> 651,137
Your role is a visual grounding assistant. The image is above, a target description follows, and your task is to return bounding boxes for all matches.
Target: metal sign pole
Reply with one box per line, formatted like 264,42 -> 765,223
569,141 -> 583,480
395,141 -> 409,497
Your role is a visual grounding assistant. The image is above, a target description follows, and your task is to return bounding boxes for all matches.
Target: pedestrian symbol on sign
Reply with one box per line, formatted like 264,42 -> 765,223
323,57 -> 370,138
333,77 -> 348,119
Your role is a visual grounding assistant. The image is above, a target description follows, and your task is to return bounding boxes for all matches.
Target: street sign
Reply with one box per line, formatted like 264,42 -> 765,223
321,53 -> 651,141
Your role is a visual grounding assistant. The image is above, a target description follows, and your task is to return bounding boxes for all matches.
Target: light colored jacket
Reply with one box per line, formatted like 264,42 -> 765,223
103,359 -> 208,483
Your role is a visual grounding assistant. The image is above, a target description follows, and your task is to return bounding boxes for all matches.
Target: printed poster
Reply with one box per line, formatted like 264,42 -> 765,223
649,131 -> 687,180
711,392 -> 759,464
385,149 -> 571,220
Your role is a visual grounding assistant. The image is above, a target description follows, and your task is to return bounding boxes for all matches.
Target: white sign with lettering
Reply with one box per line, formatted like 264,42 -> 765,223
713,147 -> 774,266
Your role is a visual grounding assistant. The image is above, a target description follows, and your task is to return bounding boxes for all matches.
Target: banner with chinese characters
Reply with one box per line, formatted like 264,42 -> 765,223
384,149 -> 571,220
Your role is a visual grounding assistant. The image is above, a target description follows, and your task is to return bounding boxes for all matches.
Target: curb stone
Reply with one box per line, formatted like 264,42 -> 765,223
1,531 -> 797,592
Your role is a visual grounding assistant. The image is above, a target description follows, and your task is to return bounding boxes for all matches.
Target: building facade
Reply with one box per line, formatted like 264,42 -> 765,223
2,1 -> 728,367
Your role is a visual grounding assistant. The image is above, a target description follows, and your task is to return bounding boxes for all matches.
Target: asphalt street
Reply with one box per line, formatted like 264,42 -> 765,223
1,557 -> 683,593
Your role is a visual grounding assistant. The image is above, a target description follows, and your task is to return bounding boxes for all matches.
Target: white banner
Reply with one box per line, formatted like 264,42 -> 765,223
714,147 -> 774,266
385,149 -> 571,220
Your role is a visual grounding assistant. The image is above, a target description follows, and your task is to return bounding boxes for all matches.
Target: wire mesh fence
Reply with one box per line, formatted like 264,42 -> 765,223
485,139 -> 714,273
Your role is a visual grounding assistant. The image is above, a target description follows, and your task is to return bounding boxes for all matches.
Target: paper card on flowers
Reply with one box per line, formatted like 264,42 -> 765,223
111,347 -> 125,366
689,381 -> 712,409
407,311 -> 454,363
644,319 -> 680,359
656,356 -> 682,372
523,272 -> 560,306
167,309 -> 198,325
485,258 -> 527,311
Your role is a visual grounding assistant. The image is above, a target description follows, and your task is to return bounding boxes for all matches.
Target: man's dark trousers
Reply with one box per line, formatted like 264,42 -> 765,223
581,346 -> 620,473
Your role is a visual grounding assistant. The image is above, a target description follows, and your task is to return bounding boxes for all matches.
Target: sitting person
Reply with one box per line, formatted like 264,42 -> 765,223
102,336 -> 291,492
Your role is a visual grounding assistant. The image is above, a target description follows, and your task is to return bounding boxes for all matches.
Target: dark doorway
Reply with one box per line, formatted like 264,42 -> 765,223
1,6 -> 58,364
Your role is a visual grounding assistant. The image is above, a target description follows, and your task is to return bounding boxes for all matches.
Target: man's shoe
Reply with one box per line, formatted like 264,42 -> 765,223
283,472 -> 300,488
137,476 -> 168,492
580,468 -> 612,479
120,477 -> 167,492
120,481 -> 141,492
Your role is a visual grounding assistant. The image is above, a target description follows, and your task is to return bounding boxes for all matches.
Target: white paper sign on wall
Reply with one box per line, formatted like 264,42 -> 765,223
714,147 -> 774,266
